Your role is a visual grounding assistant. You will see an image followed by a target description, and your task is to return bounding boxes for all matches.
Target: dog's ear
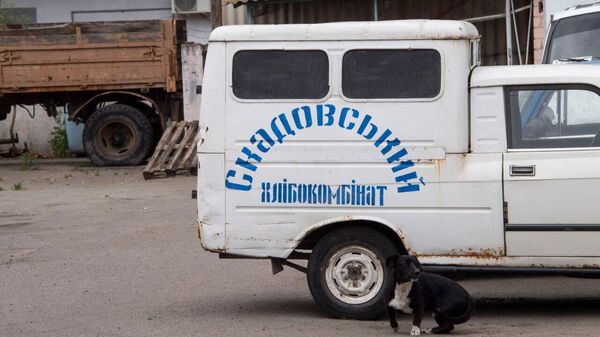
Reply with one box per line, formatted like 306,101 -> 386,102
410,255 -> 423,271
386,255 -> 398,269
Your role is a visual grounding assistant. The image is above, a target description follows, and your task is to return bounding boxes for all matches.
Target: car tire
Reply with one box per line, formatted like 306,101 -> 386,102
307,226 -> 397,320
83,103 -> 155,166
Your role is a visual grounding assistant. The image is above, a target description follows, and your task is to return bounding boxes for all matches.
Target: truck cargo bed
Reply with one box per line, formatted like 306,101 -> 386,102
0,20 -> 184,95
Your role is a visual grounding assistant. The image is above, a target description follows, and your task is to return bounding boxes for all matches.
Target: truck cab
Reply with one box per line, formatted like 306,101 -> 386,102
197,20 -> 600,320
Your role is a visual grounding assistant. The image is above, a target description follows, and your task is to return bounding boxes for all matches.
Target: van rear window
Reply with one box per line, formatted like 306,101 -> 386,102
232,50 -> 329,99
342,49 -> 441,99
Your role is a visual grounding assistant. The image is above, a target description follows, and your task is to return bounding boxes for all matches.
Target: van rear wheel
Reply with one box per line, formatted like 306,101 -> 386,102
307,227 -> 397,319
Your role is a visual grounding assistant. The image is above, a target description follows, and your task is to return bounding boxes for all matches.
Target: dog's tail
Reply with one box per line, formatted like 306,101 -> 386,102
435,295 -> 475,325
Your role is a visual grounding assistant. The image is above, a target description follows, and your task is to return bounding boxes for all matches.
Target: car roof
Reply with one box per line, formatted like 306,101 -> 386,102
470,65 -> 600,88
209,20 -> 479,42
552,2 -> 600,22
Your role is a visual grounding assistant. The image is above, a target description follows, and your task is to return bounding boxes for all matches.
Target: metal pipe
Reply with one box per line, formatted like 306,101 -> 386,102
464,5 -> 530,23
525,2 -> 532,64
373,0 -> 379,21
210,0 -> 222,29
506,0 -> 513,65
511,0 -> 523,64
246,3 -> 255,24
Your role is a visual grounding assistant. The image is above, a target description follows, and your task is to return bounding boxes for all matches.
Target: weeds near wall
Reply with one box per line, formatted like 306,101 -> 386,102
49,114 -> 69,158
50,127 -> 68,158
20,153 -> 38,171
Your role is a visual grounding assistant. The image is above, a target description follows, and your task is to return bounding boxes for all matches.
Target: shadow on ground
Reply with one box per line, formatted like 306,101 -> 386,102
475,297 -> 600,316
163,294 -> 600,322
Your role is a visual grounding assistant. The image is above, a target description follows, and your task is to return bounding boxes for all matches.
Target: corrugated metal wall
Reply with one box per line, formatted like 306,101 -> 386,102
248,0 -> 533,65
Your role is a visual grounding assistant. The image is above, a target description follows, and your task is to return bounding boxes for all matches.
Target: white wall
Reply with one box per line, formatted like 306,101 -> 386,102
4,0 -> 170,23
3,0 -> 210,42
0,106 -> 57,156
0,0 -> 210,155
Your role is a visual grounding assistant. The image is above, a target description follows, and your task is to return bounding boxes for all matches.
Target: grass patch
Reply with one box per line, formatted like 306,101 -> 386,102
12,182 -> 23,191
20,153 -> 39,171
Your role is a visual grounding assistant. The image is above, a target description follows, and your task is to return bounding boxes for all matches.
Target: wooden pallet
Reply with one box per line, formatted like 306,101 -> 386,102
143,121 -> 198,179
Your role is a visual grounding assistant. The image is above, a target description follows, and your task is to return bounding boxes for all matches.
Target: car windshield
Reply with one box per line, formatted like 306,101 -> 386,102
547,12 -> 600,63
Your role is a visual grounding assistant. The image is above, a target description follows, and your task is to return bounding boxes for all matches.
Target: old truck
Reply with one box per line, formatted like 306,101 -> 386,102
0,20 -> 186,165
196,20 -> 600,320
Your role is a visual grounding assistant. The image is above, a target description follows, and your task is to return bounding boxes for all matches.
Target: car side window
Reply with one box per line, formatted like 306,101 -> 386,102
507,87 -> 600,149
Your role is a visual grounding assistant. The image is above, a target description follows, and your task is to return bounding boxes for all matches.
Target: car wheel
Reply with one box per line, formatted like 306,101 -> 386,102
307,226 -> 397,319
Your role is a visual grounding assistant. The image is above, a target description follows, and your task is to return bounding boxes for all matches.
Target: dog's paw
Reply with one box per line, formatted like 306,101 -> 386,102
393,326 -> 399,333
424,328 -> 433,334
410,326 -> 421,336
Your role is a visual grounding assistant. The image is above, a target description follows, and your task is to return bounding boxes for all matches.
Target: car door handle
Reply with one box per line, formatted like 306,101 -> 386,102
509,165 -> 536,176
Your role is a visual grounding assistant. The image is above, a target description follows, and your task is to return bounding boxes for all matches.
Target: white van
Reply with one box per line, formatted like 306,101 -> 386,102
197,20 -> 600,319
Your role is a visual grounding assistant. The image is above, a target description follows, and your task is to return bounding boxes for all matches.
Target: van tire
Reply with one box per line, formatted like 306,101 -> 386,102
83,103 -> 154,166
307,227 -> 397,320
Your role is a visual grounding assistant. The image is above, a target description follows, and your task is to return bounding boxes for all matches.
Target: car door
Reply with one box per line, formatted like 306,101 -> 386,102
504,84 -> 600,257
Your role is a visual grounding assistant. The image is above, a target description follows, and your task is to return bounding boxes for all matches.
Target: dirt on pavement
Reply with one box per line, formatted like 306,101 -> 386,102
1,159 -> 600,337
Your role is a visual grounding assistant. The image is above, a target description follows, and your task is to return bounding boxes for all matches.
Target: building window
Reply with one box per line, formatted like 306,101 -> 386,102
342,49 -> 441,99
507,86 -> 600,149
232,50 -> 329,99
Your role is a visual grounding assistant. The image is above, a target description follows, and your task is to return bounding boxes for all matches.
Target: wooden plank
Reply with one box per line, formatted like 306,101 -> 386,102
155,121 -> 185,167
181,139 -> 198,168
143,120 -> 199,180
166,121 -> 198,171
144,122 -> 175,171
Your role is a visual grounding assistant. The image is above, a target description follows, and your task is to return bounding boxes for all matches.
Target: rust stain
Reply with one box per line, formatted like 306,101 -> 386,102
394,228 -> 415,255
582,264 -> 600,269
446,247 -> 504,259
419,247 -> 504,260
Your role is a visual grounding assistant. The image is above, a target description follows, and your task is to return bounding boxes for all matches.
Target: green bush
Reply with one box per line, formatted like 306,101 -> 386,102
50,126 -> 68,158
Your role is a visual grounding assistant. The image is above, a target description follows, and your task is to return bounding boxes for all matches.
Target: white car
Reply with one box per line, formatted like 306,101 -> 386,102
196,20 -> 600,319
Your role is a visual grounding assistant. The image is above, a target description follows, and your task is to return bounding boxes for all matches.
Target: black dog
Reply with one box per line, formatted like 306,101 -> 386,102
386,255 -> 474,335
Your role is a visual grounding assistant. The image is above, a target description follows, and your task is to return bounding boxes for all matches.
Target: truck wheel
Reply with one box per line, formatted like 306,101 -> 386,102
83,103 -> 155,166
307,226 -> 397,320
